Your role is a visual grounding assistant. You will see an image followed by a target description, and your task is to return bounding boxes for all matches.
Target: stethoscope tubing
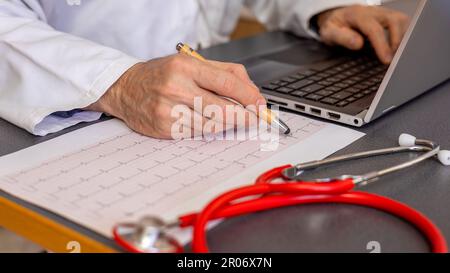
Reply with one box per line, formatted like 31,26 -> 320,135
187,165 -> 448,253
190,188 -> 448,253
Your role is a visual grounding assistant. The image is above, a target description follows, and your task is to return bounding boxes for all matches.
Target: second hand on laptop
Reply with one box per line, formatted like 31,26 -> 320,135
176,43 -> 291,135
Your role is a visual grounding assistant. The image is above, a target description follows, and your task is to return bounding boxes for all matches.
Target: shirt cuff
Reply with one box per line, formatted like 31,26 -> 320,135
30,56 -> 141,136
302,0 -> 369,39
33,111 -> 104,136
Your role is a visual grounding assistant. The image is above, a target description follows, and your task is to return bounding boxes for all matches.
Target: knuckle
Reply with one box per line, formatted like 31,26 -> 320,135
398,14 -> 410,24
367,22 -> 383,34
350,4 -> 366,14
163,81 -> 181,98
157,72 -> 181,94
319,24 -> 334,40
389,13 -> 404,24
167,55 -> 189,71
232,63 -> 247,75
220,74 -> 237,93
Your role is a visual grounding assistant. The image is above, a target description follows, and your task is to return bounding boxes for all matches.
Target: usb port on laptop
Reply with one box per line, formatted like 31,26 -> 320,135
295,104 -> 306,111
328,112 -> 341,120
310,108 -> 322,115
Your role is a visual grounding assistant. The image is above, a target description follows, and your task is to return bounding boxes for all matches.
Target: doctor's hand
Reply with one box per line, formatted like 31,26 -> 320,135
317,5 -> 410,64
86,54 -> 265,139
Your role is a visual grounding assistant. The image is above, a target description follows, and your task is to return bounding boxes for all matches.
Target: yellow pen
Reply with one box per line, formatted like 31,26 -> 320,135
176,42 -> 291,135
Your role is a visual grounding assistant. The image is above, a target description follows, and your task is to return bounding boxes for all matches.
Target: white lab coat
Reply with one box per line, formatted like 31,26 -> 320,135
0,0 -> 366,136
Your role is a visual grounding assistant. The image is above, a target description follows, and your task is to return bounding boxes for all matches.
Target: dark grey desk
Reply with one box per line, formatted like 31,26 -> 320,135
1,0 -> 449,253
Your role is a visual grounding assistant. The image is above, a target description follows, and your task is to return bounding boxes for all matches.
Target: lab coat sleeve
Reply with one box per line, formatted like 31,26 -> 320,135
0,0 -> 141,136
244,0 -> 369,39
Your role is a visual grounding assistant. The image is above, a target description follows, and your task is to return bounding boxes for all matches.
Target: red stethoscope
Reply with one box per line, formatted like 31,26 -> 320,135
113,134 -> 450,253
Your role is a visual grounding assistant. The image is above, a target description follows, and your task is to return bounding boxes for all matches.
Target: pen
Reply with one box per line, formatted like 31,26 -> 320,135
176,42 -> 291,135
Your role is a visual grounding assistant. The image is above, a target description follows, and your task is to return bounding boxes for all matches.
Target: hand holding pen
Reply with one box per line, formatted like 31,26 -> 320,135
177,43 -> 291,135
85,43 -> 276,139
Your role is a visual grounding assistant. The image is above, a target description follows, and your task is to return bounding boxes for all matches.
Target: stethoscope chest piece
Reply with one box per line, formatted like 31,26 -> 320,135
113,217 -> 183,253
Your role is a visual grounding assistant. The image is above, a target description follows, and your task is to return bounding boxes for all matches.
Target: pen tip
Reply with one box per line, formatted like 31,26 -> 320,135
284,129 -> 291,135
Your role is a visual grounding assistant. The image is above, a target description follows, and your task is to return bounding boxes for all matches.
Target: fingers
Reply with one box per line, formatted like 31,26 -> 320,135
201,93 -> 258,128
166,103 -> 229,139
351,16 -> 393,64
187,84 -> 259,128
348,7 -> 410,63
386,18 -> 403,51
383,12 -> 410,52
162,56 -> 262,137
320,23 -> 365,50
112,55 -> 267,140
177,111 -> 220,139
207,60 -> 255,86
318,6 -> 410,64
194,59 -> 266,108
207,60 -> 268,114
372,7 -> 411,52
176,108 -> 256,140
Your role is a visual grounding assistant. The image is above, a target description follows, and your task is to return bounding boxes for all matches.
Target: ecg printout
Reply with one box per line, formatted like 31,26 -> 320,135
0,112 -> 364,240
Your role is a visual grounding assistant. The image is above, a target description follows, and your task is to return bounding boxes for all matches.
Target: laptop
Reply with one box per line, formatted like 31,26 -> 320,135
245,0 -> 450,127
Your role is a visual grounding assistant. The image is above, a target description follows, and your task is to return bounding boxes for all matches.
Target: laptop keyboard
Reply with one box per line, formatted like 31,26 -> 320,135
262,56 -> 388,108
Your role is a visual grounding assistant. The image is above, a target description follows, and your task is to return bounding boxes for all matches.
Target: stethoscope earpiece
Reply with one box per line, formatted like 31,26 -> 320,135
399,133 -> 417,147
438,150 -> 450,166
399,134 -> 449,166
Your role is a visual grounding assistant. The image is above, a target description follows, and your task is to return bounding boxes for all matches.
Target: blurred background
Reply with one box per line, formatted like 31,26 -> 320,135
232,0 -> 394,40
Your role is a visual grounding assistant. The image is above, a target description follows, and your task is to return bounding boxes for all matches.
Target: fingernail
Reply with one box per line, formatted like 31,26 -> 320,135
350,36 -> 361,49
350,37 -> 358,47
385,52 -> 393,63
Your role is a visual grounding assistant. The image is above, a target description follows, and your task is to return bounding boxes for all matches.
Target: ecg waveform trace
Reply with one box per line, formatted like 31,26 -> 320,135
0,113 -> 324,236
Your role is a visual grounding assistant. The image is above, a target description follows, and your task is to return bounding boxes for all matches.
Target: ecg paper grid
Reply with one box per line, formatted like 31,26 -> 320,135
0,113 -> 362,239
